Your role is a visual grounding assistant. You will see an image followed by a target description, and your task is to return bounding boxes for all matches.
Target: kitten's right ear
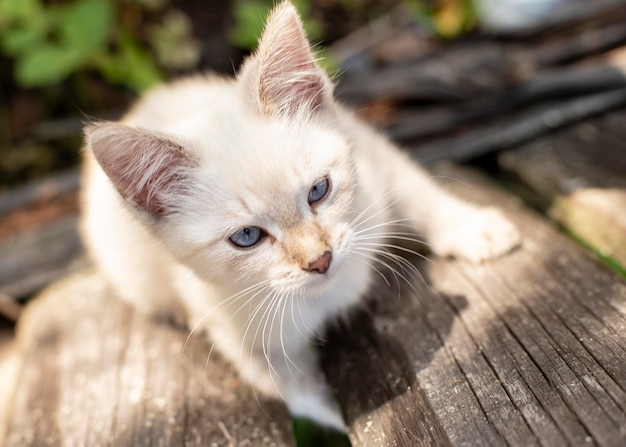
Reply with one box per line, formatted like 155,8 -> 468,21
85,123 -> 198,218
238,1 -> 333,117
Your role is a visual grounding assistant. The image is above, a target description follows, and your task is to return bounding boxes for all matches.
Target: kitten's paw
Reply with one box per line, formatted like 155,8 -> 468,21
431,207 -> 520,263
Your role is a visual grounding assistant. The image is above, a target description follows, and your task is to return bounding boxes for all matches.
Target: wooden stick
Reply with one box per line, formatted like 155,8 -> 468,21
413,87 -> 626,164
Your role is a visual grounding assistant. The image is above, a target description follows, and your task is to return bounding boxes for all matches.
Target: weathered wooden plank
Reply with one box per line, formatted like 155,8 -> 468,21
322,165 -> 626,447
413,88 -> 626,164
335,6 -> 626,108
0,169 -> 79,218
2,270 -> 296,446
0,215 -> 85,299
499,111 -> 626,269
0,167 -> 84,300
383,59 -> 626,146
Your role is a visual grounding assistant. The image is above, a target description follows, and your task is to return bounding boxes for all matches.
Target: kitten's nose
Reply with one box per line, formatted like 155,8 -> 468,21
305,251 -> 332,274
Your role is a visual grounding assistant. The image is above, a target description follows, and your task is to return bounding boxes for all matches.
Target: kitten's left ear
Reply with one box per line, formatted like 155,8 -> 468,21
239,1 -> 332,116
86,123 -> 198,219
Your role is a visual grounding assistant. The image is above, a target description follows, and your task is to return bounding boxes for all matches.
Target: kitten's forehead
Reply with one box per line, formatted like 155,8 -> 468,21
170,108 -> 351,234
194,112 -> 347,188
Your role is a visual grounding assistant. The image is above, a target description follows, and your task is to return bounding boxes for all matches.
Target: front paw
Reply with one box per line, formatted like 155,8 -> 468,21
430,207 -> 521,263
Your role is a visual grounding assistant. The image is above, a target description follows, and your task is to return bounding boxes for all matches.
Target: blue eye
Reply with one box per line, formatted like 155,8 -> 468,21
308,177 -> 330,205
229,226 -> 265,248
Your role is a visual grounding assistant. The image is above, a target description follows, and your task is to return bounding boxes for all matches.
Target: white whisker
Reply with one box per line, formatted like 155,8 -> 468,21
349,190 -> 397,229
182,279 -> 273,357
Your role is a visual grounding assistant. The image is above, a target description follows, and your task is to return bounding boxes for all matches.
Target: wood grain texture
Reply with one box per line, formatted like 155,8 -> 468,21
0,169 -> 84,300
500,111 -> 626,269
2,270 -> 295,447
0,215 -> 85,299
322,165 -> 626,447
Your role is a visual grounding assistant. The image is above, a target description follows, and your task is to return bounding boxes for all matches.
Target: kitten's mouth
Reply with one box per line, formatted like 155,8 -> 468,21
303,272 -> 335,295
303,251 -> 344,292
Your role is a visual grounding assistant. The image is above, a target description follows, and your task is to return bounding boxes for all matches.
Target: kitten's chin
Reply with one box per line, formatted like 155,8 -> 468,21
300,257 -> 345,296
303,273 -> 334,295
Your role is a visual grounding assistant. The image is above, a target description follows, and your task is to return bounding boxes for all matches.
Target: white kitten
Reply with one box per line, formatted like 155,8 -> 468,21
81,1 -> 520,430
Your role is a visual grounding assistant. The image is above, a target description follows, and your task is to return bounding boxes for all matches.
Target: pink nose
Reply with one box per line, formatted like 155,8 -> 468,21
305,251 -> 332,274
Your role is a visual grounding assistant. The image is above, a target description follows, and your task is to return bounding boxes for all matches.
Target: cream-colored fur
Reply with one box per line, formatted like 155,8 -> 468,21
81,2 -> 520,430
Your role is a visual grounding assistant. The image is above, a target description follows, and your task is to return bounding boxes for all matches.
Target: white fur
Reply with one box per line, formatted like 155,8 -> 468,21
81,1 -> 520,430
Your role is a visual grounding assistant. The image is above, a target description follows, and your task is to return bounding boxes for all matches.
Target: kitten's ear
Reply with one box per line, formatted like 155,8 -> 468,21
240,1 -> 332,116
85,123 -> 197,218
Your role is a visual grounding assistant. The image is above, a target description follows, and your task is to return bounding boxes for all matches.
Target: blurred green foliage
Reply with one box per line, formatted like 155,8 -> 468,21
0,0 -> 114,87
0,0 -> 200,92
406,0 -> 476,38
292,418 -> 352,447
230,0 -> 324,49
230,0 -> 477,50
229,0 -> 339,73
0,0 -> 476,93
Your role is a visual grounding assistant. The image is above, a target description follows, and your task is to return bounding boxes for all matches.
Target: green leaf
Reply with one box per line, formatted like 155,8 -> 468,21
0,0 -> 47,52
95,34 -> 163,92
230,0 -> 271,49
0,0 -> 42,24
55,0 -> 114,56
1,23 -> 47,55
230,0 -> 324,49
15,44 -> 81,87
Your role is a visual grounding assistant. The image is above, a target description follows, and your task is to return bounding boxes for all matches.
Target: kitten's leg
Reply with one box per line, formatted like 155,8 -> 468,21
207,309 -> 345,430
280,349 -> 345,431
236,340 -> 345,431
379,145 -> 520,262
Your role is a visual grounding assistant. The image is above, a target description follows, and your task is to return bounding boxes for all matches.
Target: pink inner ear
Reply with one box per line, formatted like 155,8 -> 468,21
259,63 -> 323,115
255,3 -> 326,116
88,124 -> 195,218
116,148 -> 189,217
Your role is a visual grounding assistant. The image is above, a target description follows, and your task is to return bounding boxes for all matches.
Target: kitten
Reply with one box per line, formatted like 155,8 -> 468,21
81,1 -> 520,430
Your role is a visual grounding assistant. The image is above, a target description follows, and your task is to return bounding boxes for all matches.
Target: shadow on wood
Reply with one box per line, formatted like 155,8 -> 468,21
322,165 -> 626,447
1,270 -> 295,446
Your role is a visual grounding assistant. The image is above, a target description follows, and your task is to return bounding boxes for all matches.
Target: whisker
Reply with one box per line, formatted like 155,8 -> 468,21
261,292 -> 288,400
348,189 -> 397,229
239,287 -> 275,368
376,248 -> 427,292
352,218 -> 416,237
351,246 -> 422,295
355,231 -> 426,244
279,293 -> 307,379
350,249 -> 406,295
247,290 -> 285,410
345,248 -> 391,287
182,279 -> 273,356
356,241 -> 436,267
352,232 -> 429,247
290,292 -> 320,343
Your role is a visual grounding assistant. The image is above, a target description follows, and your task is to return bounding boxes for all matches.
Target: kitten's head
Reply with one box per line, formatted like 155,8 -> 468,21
86,2 -> 370,297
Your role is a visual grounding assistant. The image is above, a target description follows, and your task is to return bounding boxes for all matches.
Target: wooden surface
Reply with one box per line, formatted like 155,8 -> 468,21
0,169 -> 83,300
0,215 -> 85,300
1,270 -> 295,447
500,111 -> 626,270
1,6 -> 626,447
322,165 -> 626,447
